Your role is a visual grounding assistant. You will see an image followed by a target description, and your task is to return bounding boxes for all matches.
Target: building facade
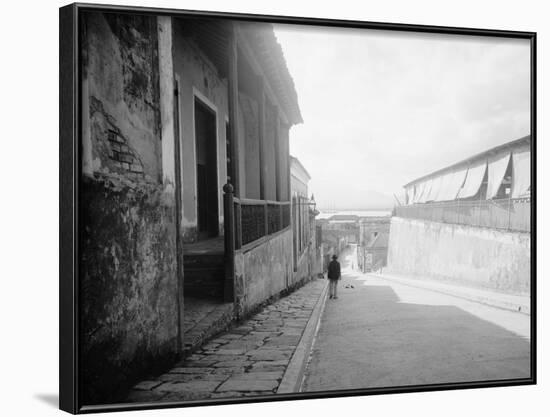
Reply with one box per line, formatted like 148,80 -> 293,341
290,156 -> 322,281
79,12 -> 305,404
357,216 -> 391,272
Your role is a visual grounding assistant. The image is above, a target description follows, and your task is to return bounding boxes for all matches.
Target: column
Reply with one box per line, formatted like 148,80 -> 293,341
258,75 -> 267,200
227,22 -> 241,197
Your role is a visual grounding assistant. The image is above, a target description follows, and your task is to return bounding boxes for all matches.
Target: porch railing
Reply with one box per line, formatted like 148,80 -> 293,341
395,197 -> 530,232
224,183 -> 291,250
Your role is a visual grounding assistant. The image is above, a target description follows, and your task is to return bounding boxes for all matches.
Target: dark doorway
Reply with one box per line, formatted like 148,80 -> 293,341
195,97 -> 219,239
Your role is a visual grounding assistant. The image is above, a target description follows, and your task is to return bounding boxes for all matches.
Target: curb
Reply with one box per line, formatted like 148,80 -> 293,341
277,278 -> 329,394
374,273 -> 530,315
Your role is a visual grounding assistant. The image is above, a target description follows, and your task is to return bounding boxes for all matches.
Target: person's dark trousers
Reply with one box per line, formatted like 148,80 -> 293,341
329,279 -> 338,298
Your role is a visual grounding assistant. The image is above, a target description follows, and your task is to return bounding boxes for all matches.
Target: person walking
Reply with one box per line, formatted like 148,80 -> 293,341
327,254 -> 341,299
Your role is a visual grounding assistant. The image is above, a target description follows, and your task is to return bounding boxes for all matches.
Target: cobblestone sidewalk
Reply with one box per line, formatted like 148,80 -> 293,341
127,278 -> 327,403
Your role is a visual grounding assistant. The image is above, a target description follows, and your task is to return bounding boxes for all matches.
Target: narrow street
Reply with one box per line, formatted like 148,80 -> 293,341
302,246 -> 531,392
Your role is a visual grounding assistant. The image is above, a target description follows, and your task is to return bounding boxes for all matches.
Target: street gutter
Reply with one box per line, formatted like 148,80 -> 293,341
277,278 -> 329,394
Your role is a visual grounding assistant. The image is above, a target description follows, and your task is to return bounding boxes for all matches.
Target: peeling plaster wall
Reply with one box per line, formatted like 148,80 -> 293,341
387,217 -> 531,295
80,12 -> 179,405
234,229 -> 294,316
172,25 -> 229,242
80,176 -> 178,404
83,12 -> 162,181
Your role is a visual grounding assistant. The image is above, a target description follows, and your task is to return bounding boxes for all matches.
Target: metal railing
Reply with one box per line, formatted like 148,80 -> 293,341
395,198 -> 530,232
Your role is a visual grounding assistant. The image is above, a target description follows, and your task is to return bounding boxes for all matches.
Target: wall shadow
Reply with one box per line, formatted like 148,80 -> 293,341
305,283 -> 531,392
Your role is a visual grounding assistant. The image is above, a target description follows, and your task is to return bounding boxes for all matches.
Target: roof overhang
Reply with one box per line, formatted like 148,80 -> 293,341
404,135 -> 531,188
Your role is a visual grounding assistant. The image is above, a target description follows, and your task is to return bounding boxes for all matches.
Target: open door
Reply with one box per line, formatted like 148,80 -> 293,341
194,97 -> 219,239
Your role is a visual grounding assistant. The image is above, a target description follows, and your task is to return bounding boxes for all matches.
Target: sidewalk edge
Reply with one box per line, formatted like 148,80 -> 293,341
276,278 -> 329,394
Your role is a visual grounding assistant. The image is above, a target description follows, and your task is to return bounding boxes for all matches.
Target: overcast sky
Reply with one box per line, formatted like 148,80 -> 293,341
273,24 -> 531,210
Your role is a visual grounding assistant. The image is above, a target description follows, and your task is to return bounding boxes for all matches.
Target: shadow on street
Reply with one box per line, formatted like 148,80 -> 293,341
303,249 -> 531,392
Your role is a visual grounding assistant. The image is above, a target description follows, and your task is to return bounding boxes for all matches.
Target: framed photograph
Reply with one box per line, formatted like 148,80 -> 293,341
59,2 -> 536,413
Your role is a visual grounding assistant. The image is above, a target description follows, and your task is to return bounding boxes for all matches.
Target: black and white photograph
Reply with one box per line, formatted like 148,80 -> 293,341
58,2 -> 535,413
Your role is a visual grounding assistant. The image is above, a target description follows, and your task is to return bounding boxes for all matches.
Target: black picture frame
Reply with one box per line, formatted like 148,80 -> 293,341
60,2 -> 536,414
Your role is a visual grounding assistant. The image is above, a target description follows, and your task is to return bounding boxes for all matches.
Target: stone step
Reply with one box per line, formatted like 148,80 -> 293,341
184,269 -> 225,299
183,254 -> 225,268
183,253 -> 226,298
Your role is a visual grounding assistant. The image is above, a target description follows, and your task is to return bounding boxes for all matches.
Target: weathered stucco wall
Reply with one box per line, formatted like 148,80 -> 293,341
387,217 -> 531,295
80,177 -> 178,404
80,12 -> 179,405
234,229 -> 294,316
172,26 -> 229,242
82,12 -> 162,182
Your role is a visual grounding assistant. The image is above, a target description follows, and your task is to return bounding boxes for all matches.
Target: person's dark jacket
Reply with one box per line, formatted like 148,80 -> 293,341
327,260 -> 341,280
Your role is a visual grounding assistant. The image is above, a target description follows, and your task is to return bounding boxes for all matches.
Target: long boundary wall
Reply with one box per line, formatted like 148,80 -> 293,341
235,229 -> 294,316
234,228 -> 321,317
387,217 -> 530,295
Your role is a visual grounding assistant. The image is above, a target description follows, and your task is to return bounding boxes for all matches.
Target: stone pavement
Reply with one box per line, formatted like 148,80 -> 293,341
126,277 -> 327,403
182,298 -> 234,357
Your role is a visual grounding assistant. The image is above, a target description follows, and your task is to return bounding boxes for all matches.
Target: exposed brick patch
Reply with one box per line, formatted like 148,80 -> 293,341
106,128 -> 145,175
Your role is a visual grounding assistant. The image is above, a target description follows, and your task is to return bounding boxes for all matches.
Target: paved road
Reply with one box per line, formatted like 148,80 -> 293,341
302,246 -> 531,392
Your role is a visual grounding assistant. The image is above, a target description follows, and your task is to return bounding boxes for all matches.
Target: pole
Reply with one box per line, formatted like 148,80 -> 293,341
507,156 -> 514,230
223,182 -> 235,302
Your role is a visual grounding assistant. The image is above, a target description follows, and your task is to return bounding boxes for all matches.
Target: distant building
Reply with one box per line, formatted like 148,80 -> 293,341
389,135 -> 531,297
317,214 -> 359,270
401,135 -> 531,233
290,156 -> 322,279
328,214 -> 360,222
357,216 -> 391,272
